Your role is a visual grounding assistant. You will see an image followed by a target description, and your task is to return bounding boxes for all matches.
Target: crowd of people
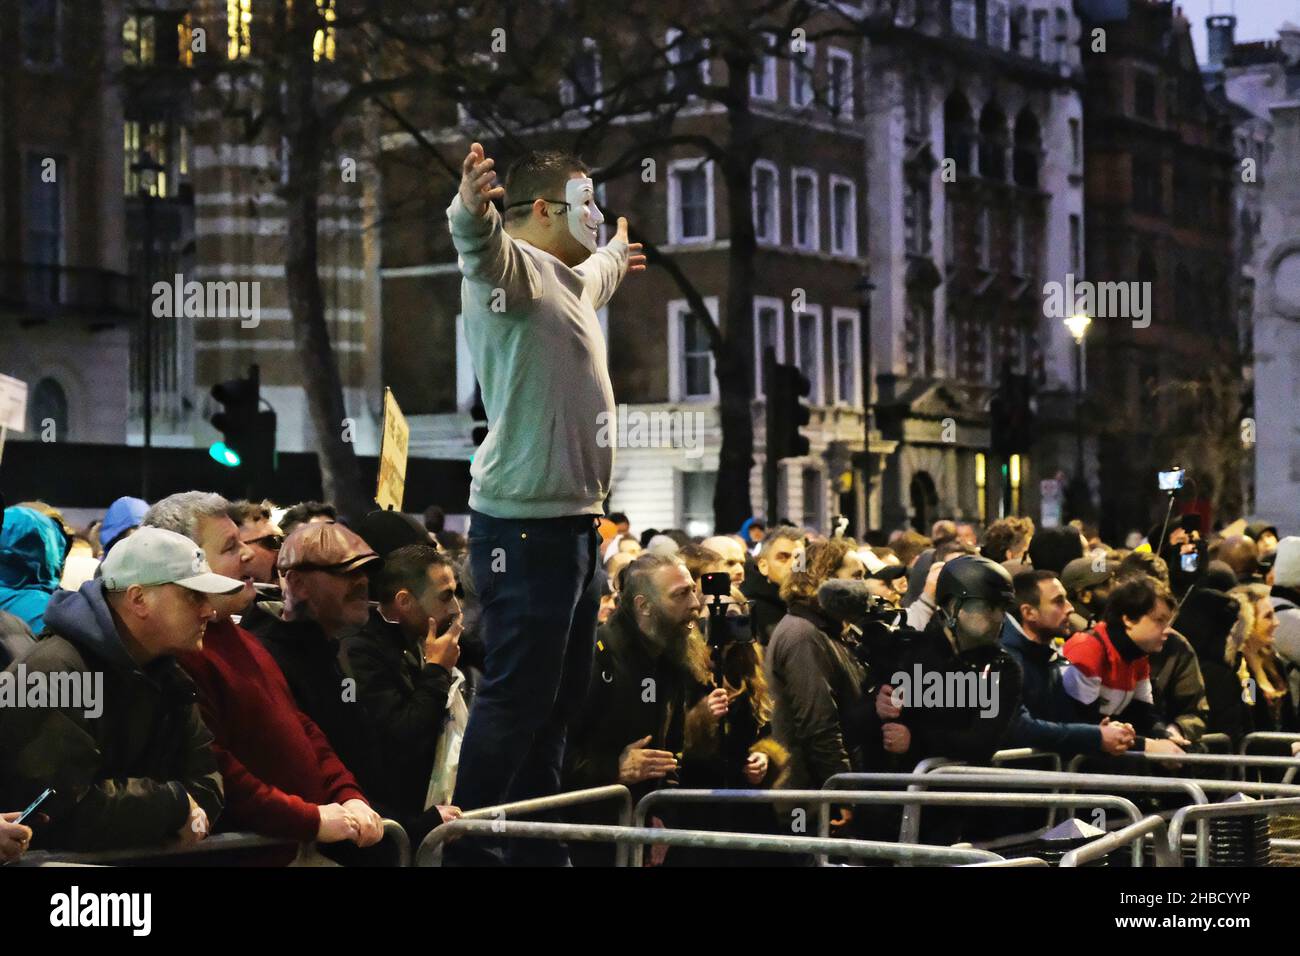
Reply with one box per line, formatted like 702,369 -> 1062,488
2,489 -> 1297,865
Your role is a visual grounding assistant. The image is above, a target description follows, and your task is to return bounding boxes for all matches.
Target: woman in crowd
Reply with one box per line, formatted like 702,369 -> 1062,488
1233,583 -> 1300,735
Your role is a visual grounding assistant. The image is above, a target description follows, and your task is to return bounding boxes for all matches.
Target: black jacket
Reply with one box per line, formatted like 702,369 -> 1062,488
248,609 -> 379,798
563,609 -> 709,864
766,602 -> 870,789
0,581 -> 224,852
1178,587 -> 1250,745
338,612 -> 455,824
741,559 -> 785,647
1148,629 -> 1210,743
892,619 -> 1023,766
0,609 -> 34,668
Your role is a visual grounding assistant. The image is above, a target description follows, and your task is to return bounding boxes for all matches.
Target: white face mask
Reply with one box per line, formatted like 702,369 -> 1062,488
565,176 -> 604,253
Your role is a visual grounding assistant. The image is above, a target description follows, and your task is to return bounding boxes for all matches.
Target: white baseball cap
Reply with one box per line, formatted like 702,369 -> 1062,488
100,526 -> 244,594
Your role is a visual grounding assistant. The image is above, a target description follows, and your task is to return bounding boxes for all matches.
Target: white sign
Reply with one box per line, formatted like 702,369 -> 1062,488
0,373 -> 27,432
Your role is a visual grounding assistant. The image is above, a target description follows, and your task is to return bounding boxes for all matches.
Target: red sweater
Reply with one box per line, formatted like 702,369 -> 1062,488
179,616 -> 368,842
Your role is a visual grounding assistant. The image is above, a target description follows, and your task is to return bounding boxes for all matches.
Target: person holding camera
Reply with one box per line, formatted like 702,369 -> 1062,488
563,553 -> 724,865
766,539 -> 871,803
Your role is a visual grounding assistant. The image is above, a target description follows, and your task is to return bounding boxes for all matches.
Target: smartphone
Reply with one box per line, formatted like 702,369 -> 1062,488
17,787 -> 54,825
1158,468 -> 1185,492
1180,551 -> 1199,573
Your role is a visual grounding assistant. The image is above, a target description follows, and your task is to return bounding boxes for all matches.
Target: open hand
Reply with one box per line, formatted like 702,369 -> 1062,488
614,218 -> 646,272
459,142 -> 505,217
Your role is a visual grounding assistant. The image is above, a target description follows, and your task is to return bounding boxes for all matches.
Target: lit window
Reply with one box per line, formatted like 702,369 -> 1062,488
228,0 -> 252,60
314,0 -> 336,63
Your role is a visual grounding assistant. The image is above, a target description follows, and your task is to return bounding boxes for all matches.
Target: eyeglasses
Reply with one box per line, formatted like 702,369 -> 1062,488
244,534 -> 284,552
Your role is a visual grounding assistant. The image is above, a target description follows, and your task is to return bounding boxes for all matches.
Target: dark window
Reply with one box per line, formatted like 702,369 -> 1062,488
1135,72 -> 1157,119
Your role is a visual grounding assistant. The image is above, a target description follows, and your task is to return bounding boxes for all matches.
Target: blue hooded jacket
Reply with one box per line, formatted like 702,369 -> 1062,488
0,506 -> 67,632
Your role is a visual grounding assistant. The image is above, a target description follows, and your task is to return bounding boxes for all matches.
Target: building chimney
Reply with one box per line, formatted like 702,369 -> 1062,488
1207,14 -> 1237,69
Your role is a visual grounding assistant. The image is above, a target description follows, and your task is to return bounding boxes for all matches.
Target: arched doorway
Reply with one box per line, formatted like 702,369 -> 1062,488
30,377 -> 69,440
910,471 -> 939,533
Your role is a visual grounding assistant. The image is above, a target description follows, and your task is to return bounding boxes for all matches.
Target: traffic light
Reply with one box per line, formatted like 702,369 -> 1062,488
765,348 -> 812,462
209,364 -> 276,491
990,366 -> 1035,456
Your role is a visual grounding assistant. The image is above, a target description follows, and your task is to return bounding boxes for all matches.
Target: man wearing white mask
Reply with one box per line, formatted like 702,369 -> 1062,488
446,142 -> 646,865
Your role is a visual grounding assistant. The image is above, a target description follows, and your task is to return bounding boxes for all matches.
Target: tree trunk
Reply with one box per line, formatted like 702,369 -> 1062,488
712,50 -> 759,533
282,21 -> 369,520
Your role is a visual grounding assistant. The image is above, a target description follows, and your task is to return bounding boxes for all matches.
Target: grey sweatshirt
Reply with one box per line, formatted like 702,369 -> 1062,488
447,193 -> 628,518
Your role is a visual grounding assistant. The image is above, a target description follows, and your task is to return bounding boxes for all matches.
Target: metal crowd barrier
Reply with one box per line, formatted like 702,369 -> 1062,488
1241,732 -> 1300,784
1168,796 -> 1300,867
991,748 -> 1063,773
415,785 -> 633,867
1060,816 -> 1175,868
960,856 -> 1051,867
1066,750 -> 1300,782
15,818 -> 410,868
416,817 -> 1004,866
634,788 -> 1146,866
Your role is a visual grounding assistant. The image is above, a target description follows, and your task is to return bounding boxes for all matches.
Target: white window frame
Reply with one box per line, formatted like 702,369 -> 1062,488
790,42 -> 816,109
668,158 -> 716,245
791,168 -> 820,252
750,33 -> 777,101
752,159 -> 780,246
668,297 -> 720,402
791,303 -> 825,405
830,308 -> 862,409
665,27 -> 711,92
952,0 -> 977,39
827,47 -> 855,118
829,175 -> 858,257
753,296 -> 786,398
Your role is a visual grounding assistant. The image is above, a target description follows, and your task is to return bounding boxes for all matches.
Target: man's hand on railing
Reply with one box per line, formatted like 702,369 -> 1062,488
1100,717 -> 1136,755
1144,737 -> 1185,763
435,805 -> 462,826
1165,727 -> 1192,748
318,803 -> 361,843
343,799 -> 384,847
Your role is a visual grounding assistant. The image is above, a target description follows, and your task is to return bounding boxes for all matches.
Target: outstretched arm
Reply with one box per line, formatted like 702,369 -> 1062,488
575,217 -> 646,310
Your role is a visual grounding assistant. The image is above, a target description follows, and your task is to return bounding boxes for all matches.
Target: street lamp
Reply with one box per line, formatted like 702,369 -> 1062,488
1064,312 -> 1091,515
132,149 -> 166,498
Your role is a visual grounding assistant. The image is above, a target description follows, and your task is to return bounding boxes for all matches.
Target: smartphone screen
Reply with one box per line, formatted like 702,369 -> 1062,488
17,787 -> 54,825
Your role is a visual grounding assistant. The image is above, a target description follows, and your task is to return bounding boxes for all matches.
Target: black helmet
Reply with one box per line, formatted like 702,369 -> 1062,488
935,554 -> 1014,612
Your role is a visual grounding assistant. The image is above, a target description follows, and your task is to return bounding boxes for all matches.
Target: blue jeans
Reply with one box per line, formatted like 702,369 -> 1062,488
451,510 -> 600,865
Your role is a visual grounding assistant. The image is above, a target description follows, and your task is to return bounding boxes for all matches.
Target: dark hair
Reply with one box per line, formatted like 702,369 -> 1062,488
1117,549 -> 1170,586
678,543 -> 722,583
281,501 -> 337,536
228,499 -> 274,527
503,150 -> 590,223
422,505 -> 445,534
620,552 -> 685,612
375,544 -> 454,603
1012,569 -> 1058,622
1104,575 -> 1175,638
608,512 -> 629,526
893,530 -> 932,567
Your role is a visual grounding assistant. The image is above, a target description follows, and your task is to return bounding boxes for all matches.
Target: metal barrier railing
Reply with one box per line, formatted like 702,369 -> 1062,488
634,788 -> 1146,866
1200,733 -> 1233,753
415,785 -> 634,867
1067,750 -> 1300,781
415,817 -> 1004,866
1241,732 -> 1300,784
960,856 -> 1051,867
1061,815 -> 1175,868
992,748 -> 1063,773
15,818 -> 410,868
923,764 -> 1300,799
829,768 -> 1211,859
1168,796 -> 1300,867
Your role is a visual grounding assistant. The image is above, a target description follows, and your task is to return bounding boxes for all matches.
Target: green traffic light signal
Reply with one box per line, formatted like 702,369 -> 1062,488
209,442 -> 242,467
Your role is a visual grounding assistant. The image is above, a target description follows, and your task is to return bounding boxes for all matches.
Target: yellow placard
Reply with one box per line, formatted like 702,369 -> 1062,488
375,387 -> 409,511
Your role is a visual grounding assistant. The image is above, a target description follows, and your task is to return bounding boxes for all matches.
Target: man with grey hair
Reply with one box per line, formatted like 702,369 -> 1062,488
144,492 -> 382,857
742,526 -> 805,646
